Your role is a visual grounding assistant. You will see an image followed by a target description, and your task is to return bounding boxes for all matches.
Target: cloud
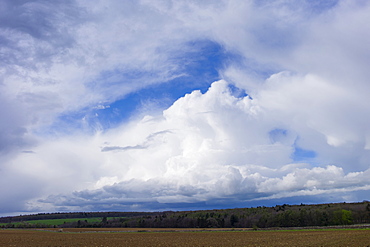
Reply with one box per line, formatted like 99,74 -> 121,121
256,72 -> 370,171
101,130 -> 172,152
17,80 -> 370,212
0,0 -> 213,148
1,0 -> 370,214
101,145 -> 145,152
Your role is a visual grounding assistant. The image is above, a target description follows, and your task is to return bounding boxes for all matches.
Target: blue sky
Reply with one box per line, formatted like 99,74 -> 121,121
74,40 -> 228,129
1,0 -> 370,216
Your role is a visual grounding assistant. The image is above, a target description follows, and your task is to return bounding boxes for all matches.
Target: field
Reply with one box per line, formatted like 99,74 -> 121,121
1,228 -> 370,246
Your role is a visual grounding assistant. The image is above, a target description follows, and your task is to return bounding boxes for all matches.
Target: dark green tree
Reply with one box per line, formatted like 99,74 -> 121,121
230,214 -> 239,227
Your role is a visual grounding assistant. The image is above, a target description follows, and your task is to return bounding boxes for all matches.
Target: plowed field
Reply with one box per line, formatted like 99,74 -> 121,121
1,228 -> 369,246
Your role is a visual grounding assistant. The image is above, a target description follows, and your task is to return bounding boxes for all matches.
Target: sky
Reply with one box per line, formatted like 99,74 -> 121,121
1,0 -> 370,216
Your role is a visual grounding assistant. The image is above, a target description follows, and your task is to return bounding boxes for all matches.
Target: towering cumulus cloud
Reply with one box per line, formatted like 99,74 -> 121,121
1,0 -> 370,214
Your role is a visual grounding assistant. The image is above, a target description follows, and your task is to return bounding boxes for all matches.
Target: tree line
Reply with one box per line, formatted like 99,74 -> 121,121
1,201 -> 370,229
0,211 -> 156,224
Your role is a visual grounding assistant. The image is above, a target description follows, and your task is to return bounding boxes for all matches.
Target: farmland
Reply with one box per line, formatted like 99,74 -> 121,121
1,228 -> 369,246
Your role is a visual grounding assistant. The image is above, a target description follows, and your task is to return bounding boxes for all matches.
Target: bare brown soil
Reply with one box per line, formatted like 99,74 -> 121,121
1,228 -> 369,246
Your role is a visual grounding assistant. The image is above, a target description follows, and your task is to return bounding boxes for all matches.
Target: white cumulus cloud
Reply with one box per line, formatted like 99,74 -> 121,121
12,80 -> 369,212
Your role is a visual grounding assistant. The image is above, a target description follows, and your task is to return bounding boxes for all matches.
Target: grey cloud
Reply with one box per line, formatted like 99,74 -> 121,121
101,145 -> 146,152
0,93 -> 32,154
0,0 -> 85,157
39,179 -> 206,210
32,164 -> 370,213
0,167 -> 45,214
0,0 -> 81,68
101,130 -> 172,152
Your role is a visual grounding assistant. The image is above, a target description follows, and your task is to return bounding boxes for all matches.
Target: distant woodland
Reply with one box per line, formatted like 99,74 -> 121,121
1,202 -> 370,229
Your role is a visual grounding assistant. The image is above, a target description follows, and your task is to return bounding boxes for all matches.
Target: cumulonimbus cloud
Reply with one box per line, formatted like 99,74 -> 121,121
20,79 -> 370,212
